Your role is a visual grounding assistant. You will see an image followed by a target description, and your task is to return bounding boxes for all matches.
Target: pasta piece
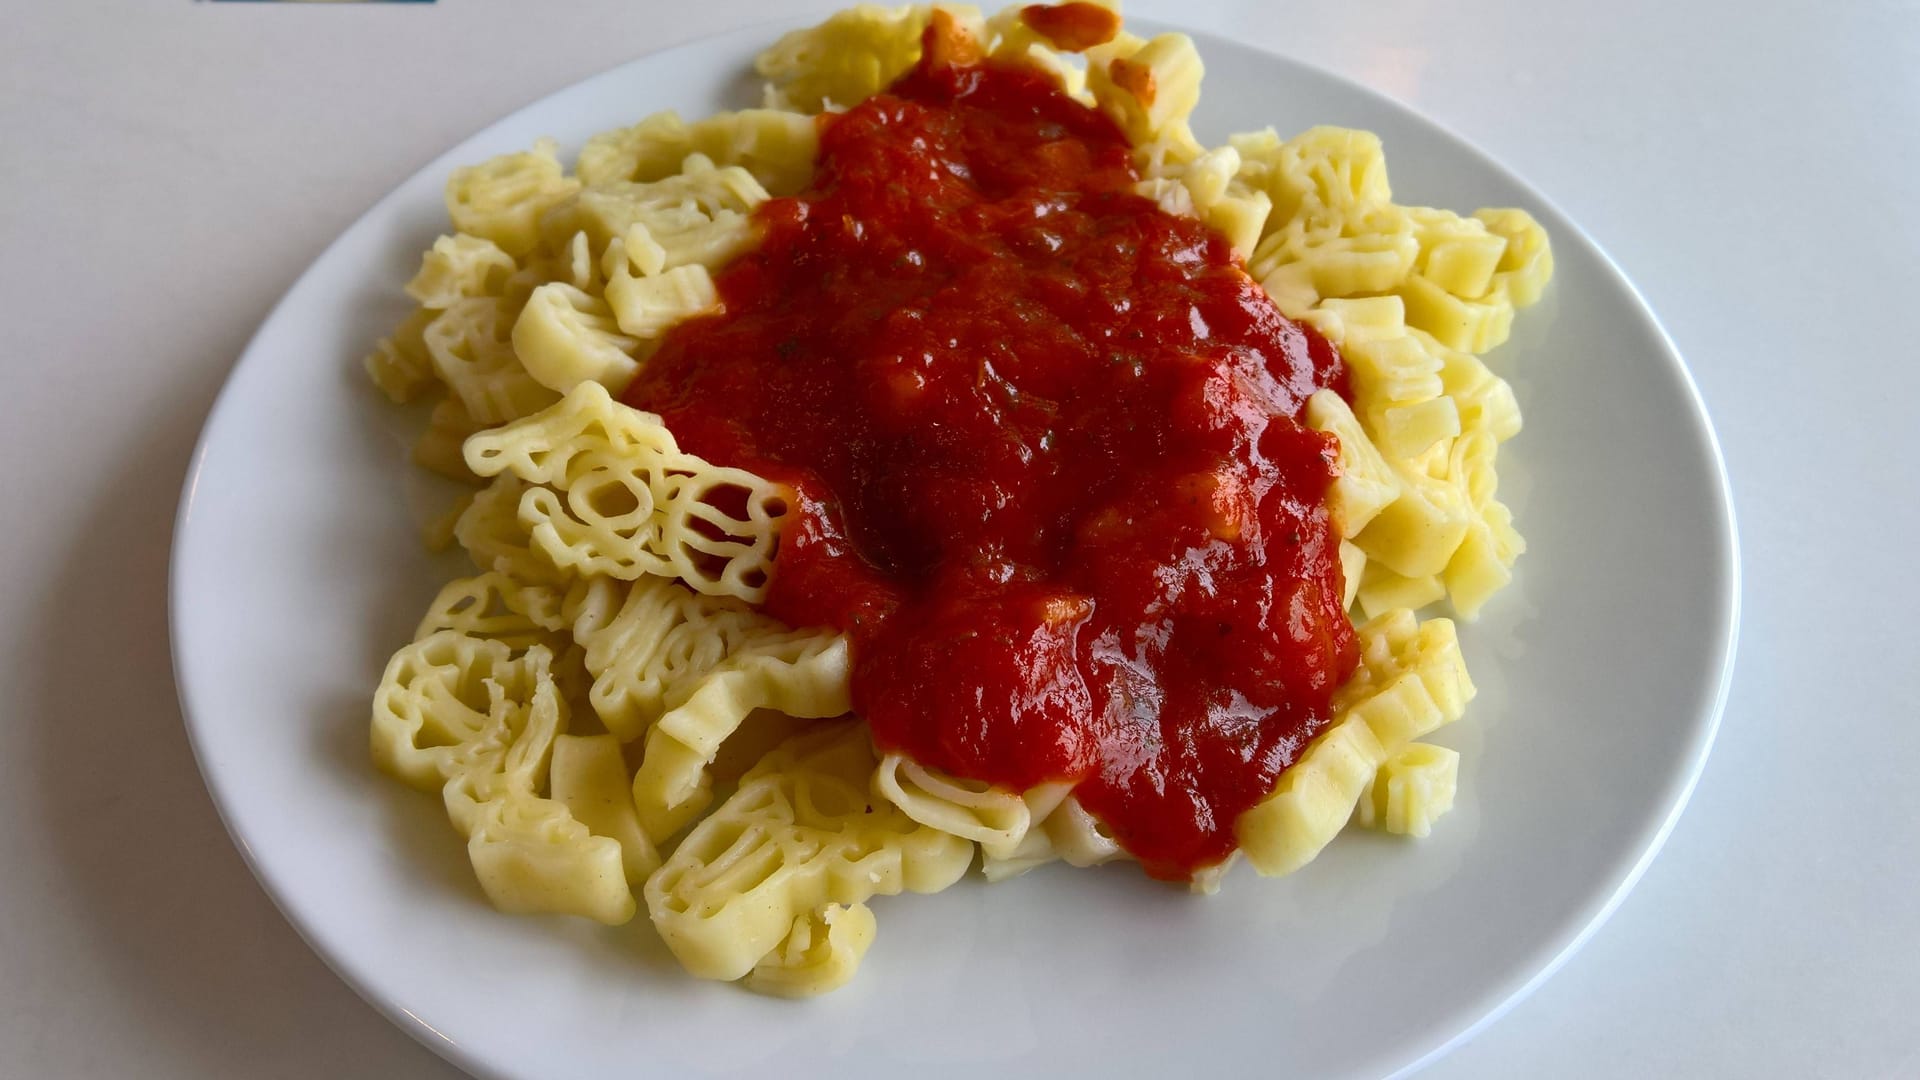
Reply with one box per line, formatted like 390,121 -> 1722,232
405,233 -> 516,310
1132,176 -> 1195,218
453,475 -> 572,586
1306,389 -> 1397,538
1439,347 -> 1522,442
1086,32 -> 1204,159
423,298 -> 560,426
371,631 -> 524,790
1252,209 -> 1420,315
1355,562 -> 1446,619
1238,712 -> 1385,877
512,282 -> 643,395
1041,793 -> 1122,868
745,903 -> 878,997
972,783 -> 1080,883
413,395 -> 484,485
1475,207 -> 1554,308
1338,539 -> 1367,611
1187,853 -> 1240,895
567,575 -> 849,743
464,382 -> 791,603
1444,498 -> 1525,619
756,4 -> 986,114
1419,231 -> 1508,302
1242,125 -> 1393,228
382,640 -> 637,925
363,307 -> 438,404
413,571 -> 568,653
466,792 -> 636,925
579,110 -> 819,197
1236,612 -> 1473,876
605,263 -> 720,340
871,753 -> 1036,860
550,733 -> 661,884
577,111 -> 697,187
1353,463 -> 1473,580
1354,742 -> 1459,838
630,635 -> 851,837
562,575 -> 848,838
438,649 -> 565,836
540,165 -> 769,267
1139,143 -> 1272,259
1396,273 -> 1514,354
444,139 -> 581,257
644,721 -> 974,983
686,110 -> 822,197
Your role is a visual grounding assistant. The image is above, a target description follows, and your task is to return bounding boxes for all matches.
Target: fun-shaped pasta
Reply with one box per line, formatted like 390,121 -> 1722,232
424,297 -> 561,426
577,109 -> 820,196
550,732 -> 662,884
756,4 -> 987,113
370,634 -> 636,923
359,1 -> 1552,997
563,574 -> 849,837
512,282 -> 642,395
1086,31 -> 1206,166
645,722 -> 975,982
454,475 -> 573,586
463,382 -> 791,603
1354,741 -> 1460,838
565,576 -> 846,739
746,902 -> 879,997
414,571 -> 569,653
407,233 -> 518,310
1236,611 -> 1474,876
445,139 -> 582,257
541,157 -> 771,274
364,308 -> 438,405
873,754 -> 1064,861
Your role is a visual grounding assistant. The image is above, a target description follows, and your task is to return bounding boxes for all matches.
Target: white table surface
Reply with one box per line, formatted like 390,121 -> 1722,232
2,1 -> 1914,1077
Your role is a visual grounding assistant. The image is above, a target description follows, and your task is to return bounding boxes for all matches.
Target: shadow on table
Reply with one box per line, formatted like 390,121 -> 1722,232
25,337 -> 465,1078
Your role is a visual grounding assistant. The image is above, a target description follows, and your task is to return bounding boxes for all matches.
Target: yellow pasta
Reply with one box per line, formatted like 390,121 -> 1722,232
605,263 -> 721,340
746,903 -> 879,997
464,382 -> 790,603
358,2 -> 1554,996
1355,742 -> 1460,838
644,722 -> 974,982
412,394 -> 484,485
406,233 -> 517,310
445,139 -> 581,258
578,109 -> 820,196
512,282 -> 642,395
424,297 -> 560,426
414,572 -> 569,653
566,575 -> 847,743
756,4 -> 986,114
550,733 -> 661,884
1236,612 -> 1473,875
1086,32 -> 1205,163
363,307 -> 438,405
872,754 -> 1058,860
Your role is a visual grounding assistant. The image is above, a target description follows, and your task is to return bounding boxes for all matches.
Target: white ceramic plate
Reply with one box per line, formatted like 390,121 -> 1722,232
171,18 -> 1738,1080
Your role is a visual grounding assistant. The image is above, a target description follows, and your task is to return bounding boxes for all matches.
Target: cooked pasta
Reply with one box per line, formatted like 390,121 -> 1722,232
362,0 -> 1551,995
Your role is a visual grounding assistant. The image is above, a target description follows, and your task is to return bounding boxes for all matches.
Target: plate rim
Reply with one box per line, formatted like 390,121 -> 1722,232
167,16 -> 1742,1080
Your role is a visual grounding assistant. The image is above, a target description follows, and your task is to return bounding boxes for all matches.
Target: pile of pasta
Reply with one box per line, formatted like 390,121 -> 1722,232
364,1 -> 1552,995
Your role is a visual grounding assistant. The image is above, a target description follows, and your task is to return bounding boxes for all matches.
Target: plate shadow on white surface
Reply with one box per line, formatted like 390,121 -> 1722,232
23,303 -> 465,1079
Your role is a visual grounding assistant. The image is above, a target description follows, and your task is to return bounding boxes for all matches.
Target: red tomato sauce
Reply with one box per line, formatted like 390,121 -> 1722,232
624,50 -> 1359,878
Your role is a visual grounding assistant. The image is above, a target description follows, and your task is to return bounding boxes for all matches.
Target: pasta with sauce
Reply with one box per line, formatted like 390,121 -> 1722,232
363,0 -> 1551,996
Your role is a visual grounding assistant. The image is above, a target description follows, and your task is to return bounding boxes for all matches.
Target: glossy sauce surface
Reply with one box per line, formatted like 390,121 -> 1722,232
625,50 -> 1358,877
